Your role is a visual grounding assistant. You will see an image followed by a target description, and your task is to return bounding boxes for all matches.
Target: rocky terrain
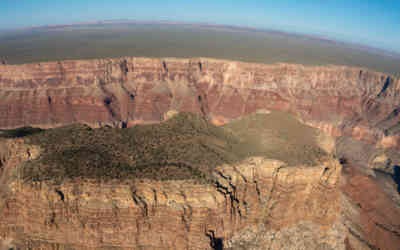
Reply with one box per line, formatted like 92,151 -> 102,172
0,57 -> 399,147
0,57 -> 400,249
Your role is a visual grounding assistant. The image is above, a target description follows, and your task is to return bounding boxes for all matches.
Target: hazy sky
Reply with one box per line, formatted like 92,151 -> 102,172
1,0 -> 399,53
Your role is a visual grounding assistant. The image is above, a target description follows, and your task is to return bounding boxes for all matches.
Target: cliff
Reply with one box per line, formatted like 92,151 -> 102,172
0,137 -> 344,249
0,116 -> 399,249
0,58 -> 399,147
0,58 -> 400,249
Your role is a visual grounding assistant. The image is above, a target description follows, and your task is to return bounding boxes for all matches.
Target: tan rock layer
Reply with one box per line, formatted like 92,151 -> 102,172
0,121 -> 398,249
0,145 -> 343,249
1,58 -> 400,249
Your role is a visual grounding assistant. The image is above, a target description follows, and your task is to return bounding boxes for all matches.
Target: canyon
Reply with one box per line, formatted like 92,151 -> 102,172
0,57 -> 399,146
0,57 -> 400,249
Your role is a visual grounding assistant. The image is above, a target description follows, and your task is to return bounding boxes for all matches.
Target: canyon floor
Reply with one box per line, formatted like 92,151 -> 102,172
0,57 -> 400,249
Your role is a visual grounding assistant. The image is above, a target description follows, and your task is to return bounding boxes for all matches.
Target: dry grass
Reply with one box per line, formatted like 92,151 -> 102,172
223,111 -> 326,166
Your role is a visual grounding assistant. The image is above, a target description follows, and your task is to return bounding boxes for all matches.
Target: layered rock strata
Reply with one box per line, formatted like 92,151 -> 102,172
0,137 -> 399,249
0,58 -> 400,249
0,138 -> 345,249
0,58 -> 399,149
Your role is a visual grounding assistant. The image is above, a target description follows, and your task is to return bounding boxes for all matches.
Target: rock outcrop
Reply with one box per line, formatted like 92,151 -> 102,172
0,58 -> 399,147
0,58 -> 400,249
0,137 -> 345,249
0,127 -> 399,249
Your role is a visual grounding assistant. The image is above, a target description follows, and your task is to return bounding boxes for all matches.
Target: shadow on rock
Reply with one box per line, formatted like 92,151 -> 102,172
0,127 -> 43,138
393,165 -> 400,193
206,230 -> 224,250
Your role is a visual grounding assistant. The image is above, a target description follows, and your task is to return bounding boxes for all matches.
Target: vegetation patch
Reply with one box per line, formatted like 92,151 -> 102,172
223,111 -> 327,166
0,127 -> 43,138
21,113 -> 243,184
15,111 -> 326,184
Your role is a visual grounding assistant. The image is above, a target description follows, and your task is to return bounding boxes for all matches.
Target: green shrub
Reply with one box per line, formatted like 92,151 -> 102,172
22,113 -> 242,184
0,127 -> 43,138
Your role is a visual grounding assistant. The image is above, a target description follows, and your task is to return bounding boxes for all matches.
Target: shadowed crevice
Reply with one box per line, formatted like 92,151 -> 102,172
55,189 -> 65,202
120,59 -> 129,76
377,76 -> 391,97
206,230 -> 224,250
104,97 -> 112,105
393,165 -> 400,194
162,61 -> 168,72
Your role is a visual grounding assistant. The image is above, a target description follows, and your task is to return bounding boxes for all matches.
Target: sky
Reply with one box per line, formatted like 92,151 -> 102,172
1,0 -> 399,53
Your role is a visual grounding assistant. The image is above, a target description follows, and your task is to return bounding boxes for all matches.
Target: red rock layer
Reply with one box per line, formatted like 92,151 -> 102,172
342,165 -> 400,250
1,58 -> 399,147
1,58 -> 400,249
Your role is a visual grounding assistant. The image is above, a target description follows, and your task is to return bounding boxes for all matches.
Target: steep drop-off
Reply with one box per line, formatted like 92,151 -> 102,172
0,132 -> 344,249
0,58 -> 400,249
2,57 -> 400,172
0,58 -> 398,141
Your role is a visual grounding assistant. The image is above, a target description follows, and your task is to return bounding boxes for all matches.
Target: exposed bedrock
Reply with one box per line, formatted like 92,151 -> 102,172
0,141 -> 344,249
0,57 -> 399,147
1,58 -> 400,249
0,141 -> 398,249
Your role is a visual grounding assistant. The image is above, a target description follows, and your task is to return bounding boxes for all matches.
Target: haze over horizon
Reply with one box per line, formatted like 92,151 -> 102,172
1,0 -> 399,54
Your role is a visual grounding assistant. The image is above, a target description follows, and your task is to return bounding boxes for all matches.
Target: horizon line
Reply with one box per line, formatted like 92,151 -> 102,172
2,19 -> 400,59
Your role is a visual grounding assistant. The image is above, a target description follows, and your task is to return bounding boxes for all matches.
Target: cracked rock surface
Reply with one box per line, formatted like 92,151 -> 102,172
0,58 -> 400,249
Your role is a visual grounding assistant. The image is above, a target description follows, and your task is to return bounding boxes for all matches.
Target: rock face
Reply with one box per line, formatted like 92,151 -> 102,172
0,129 -> 398,250
0,139 -> 344,249
0,58 -> 400,249
0,58 -> 399,147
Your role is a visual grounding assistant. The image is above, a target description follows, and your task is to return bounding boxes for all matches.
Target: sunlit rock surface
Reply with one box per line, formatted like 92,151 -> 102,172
0,58 -> 400,249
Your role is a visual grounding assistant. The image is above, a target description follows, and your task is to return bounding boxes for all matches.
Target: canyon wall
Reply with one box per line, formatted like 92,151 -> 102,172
0,138 -> 399,249
0,58 -> 399,148
1,58 -> 400,249
0,139 -> 345,249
